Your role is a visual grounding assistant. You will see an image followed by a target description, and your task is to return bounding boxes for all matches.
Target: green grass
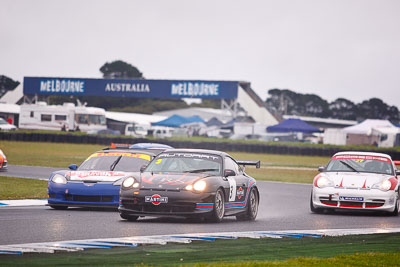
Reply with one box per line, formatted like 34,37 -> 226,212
247,168 -> 318,183
229,152 -> 330,168
1,233 -> 400,266
0,140 -> 103,168
0,176 -> 48,200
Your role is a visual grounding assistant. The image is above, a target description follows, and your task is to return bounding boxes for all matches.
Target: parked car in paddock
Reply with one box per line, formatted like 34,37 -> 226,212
119,149 -> 260,222
47,144 -> 170,209
310,151 -> 400,215
0,117 -> 17,131
0,149 -> 7,170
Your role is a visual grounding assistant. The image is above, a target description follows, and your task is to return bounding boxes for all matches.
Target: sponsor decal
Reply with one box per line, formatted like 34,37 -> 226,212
105,82 -> 150,93
145,194 -> 168,205
236,187 -> 244,200
339,196 -> 364,201
171,82 -> 220,97
333,155 -> 390,163
40,79 -> 85,94
225,179 -> 256,209
72,171 -> 126,179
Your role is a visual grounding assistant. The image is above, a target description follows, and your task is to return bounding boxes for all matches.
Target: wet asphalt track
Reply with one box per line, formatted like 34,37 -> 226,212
1,166 -> 400,246
1,164 -> 61,180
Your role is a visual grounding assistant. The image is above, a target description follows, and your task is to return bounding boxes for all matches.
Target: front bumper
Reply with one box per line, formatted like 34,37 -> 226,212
312,187 -> 398,212
119,189 -> 216,218
0,160 -> 7,169
48,181 -> 120,208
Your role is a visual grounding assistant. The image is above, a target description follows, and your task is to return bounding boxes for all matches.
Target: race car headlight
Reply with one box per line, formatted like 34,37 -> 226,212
193,180 -> 207,191
185,180 -> 207,192
315,176 -> 333,188
121,177 -> 139,189
52,174 -> 67,184
372,178 -> 396,191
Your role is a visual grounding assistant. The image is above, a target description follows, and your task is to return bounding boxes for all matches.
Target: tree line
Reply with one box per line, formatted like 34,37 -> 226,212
265,89 -> 400,124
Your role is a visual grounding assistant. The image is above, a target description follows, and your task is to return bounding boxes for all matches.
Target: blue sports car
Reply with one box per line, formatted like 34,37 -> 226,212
48,146 -> 166,209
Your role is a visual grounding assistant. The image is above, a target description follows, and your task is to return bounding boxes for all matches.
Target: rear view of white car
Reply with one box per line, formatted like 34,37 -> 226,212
311,151 -> 400,215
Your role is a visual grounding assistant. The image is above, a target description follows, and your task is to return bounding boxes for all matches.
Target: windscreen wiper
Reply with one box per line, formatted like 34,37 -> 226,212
340,160 -> 359,172
185,168 -> 219,173
110,156 -> 122,171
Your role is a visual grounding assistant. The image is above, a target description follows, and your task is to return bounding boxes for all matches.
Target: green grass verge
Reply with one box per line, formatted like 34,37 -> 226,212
1,233 -> 400,266
0,140 -> 104,168
0,176 -> 48,200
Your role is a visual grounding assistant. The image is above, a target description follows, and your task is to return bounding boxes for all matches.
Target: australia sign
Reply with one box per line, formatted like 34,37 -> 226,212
23,77 -> 238,99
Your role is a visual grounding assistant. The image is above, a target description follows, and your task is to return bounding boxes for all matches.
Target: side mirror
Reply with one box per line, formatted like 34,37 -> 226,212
318,166 -> 325,172
224,169 -> 235,177
69,164 -> 78,170
140,165 -> 147,173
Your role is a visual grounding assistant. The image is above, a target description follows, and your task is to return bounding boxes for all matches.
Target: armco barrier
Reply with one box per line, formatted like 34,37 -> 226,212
1,132 -> 400,159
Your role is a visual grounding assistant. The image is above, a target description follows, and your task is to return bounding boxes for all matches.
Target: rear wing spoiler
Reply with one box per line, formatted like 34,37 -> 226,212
105,143 -> 131,150
237,160 -> 261,169
394,161 -> 400,166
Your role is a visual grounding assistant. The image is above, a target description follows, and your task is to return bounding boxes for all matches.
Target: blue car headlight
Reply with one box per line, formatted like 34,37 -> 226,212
52,174 -> 67,184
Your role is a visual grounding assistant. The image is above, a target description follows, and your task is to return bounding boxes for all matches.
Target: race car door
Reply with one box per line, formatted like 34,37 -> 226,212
224,157 -> 249,214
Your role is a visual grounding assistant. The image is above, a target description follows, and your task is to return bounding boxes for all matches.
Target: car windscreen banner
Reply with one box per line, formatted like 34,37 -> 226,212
332,155 -> 390,163
157,153 -> 222,163
23,77 -> 238,99
88,152 -> 151,161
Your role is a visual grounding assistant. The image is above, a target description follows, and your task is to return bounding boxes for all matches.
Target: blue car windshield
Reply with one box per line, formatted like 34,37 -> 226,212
146,152 -> 222,175
78,152 -> 150,172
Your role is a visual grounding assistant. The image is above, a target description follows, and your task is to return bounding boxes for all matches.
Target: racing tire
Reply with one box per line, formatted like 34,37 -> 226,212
236,187 -> 259,221
49,205 -> 68,210
390,194 -> 399,216
310,194 -> 322,214
120,212 -> 139,221
207,188 -> 225,223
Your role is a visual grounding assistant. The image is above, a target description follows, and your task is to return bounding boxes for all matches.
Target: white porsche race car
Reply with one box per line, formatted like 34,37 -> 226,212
311,151 -> 400,215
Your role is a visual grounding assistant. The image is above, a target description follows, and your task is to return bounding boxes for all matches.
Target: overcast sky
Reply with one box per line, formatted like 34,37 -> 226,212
1,0 -> 399,108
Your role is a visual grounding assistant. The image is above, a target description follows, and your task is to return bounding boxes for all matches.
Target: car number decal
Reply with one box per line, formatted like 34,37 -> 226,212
227,177 -> 237,201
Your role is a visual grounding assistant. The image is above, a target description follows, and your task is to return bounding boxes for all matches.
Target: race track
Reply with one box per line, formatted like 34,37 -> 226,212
1,166 -> 400,246
2,164 -> 61,180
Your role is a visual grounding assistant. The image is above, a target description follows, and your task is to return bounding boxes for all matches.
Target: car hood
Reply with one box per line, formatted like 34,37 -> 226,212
323,172 -> 394,189
139,172 -> 209,190
68,170 -> 132,182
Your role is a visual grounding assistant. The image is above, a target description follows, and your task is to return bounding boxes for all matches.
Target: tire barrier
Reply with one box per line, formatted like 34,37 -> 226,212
1,131 -> 400,158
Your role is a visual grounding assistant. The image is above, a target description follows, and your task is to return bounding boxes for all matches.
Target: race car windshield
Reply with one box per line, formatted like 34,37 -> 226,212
78,153 -> 150,172
326,156 -> 394,175
146,153 -> 222,175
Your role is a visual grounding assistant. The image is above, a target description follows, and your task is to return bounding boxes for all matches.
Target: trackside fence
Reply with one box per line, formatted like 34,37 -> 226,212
1,132 -> 400,159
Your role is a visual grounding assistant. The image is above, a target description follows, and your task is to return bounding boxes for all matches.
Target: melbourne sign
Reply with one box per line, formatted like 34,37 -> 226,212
23,77 -> 238,99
